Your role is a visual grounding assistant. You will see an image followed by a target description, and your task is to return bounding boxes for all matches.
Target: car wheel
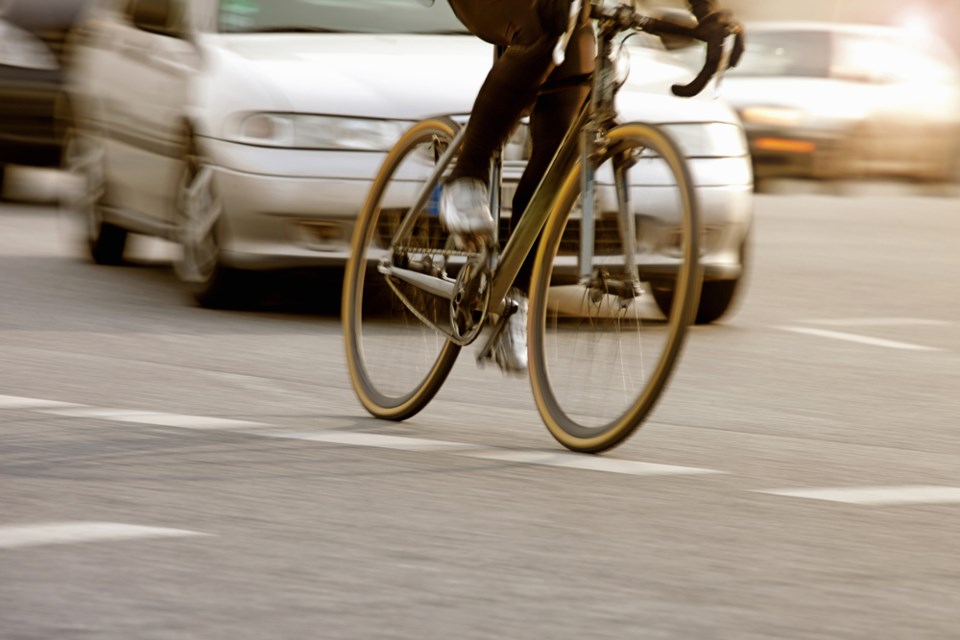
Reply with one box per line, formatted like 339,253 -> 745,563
173,136 -> 248,308
652,278 -> 741,325
61,129 -> 127,265
652,239 -> 749,325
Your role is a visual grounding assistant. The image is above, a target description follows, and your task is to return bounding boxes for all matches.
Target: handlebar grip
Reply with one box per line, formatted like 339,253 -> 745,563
639,16 -> 697,39
671,35 -> 722,98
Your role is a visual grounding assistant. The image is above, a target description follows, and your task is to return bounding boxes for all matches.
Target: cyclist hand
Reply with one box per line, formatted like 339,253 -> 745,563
695,9 -> 745,68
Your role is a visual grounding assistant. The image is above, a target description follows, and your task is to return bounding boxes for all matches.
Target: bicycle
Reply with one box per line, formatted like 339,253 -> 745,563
342,1 -> 738,453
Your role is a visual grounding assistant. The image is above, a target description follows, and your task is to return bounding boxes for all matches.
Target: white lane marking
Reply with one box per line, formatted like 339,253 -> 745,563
267,431 -> 480,452
461,449 -> 723,476
755,486 -> 960,506
265,431 -> 722,477
803,318 -> 951,328
38,407 -> 267,430
0,394 -> 85,409
779,326 -> 942,352
0,522 -> 211,550
4,395 -> 724,477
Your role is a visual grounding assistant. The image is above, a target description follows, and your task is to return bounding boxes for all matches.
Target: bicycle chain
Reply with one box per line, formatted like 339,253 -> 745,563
393,244 -> 478,259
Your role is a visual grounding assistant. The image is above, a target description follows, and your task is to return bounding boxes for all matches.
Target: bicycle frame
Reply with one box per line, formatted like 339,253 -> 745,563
345,1 -> 717,449
385,51 -> 636,316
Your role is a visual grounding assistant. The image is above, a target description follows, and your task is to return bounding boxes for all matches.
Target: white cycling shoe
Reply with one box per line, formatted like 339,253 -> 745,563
440,178 -> 496,251
490,288 -> 528,374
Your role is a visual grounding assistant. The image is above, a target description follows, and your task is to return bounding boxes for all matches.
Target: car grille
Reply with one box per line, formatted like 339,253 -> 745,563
376,208 -> 446,249
375,208 -> 709,258
558,214 -> 626,256
375,207 -> 627,257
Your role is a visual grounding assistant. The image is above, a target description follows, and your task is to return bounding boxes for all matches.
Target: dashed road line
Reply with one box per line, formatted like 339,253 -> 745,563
779,326 -> 942,352
14,395 -> 960,494
460,448 -> 722,476
38,406 -> 268,430
754,485 -> 960,506
267,430 -> 481,452
3,393 -> 725,478
0,522 -> 211,550
802,318 -> 951,328
0,394 -> 84,409
265,430 -> 723,476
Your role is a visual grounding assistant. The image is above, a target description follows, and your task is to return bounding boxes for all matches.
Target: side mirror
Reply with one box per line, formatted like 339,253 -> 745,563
129,0 -> 179,36
650,7 -> 699,51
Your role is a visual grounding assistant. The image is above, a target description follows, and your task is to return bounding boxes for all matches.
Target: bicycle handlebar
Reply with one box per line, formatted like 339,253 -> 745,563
638,16 -> 741,98
591,3 -> 742,99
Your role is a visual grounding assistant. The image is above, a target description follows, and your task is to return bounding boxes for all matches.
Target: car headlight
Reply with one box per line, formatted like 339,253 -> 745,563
661,123 -> 748,157
224,113 -> 413,151
740,106 -> 804,127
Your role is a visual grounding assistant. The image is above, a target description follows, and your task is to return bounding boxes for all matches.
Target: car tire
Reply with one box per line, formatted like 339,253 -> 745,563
652,278 -> 741,325
61,129 -> 128,265
652,238 -> 749,325
173,134 -> 250,309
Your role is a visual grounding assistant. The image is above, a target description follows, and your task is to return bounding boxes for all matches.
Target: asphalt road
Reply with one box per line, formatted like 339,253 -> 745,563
2,190 -> 960,639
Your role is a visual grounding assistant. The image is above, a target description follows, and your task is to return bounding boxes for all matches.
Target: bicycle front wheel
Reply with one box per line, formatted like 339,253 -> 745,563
528,122 -> 701,453
342,117 -> 464,421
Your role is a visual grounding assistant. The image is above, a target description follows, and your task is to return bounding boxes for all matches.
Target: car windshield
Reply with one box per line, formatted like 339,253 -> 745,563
219,0 -> 468,35
728,30 -> 832,78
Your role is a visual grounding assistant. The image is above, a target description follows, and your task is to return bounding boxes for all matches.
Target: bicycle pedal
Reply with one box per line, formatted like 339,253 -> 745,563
473,296 -> 519,365
474,315 -> 508,365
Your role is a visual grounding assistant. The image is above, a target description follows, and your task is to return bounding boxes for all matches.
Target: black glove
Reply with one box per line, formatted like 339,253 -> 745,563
695,9 -> 746,68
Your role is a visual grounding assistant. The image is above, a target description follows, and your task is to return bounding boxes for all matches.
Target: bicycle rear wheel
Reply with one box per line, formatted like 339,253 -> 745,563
342,117 -> 465,420
528,122 -> 701,452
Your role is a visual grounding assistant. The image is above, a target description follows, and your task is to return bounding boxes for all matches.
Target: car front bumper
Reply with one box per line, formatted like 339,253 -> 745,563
206,140 -> 752,280
744,127 -> 846,181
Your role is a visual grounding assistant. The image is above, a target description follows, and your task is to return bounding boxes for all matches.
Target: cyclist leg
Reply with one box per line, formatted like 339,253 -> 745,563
445,0 -> 590,373
446,0 -> 561,186
512,19 -> 594,292
442,0 -> 564,248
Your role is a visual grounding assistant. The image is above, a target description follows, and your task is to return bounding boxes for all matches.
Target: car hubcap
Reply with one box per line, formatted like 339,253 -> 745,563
175,155 -> 223,284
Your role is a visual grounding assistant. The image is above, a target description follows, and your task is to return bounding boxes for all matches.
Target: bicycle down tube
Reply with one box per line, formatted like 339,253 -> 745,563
382,93 -> 598,319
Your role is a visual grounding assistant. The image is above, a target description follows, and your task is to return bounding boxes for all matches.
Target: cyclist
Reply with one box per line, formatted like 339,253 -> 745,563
442,0 -> 743,374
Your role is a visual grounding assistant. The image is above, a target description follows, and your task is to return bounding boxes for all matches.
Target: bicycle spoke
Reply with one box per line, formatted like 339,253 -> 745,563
343,119 -> 466,420
529,122 -> 701,452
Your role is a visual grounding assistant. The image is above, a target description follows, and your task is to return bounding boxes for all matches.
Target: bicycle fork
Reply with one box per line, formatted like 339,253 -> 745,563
578,126 -> 644,306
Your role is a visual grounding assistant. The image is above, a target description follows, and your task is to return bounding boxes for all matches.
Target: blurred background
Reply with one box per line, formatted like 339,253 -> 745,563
0,0 -> 960,201
663,0 -> 960,193
675,0 -> 960,52
3,0 -> 960,201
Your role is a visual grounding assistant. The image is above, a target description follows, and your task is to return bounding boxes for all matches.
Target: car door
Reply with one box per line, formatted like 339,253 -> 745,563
101,0 -> 200,234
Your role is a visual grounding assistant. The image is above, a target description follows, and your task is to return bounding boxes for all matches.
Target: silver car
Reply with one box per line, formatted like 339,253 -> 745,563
63,0 -> 752,322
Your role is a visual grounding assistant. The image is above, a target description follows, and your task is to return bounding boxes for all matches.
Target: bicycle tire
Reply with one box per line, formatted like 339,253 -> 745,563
342,117 -> 464,420
528,122 -> 701,453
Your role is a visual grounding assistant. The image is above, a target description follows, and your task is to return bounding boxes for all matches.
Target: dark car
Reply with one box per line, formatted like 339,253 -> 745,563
0,0 -> 87,198
0,18 -> 68,196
